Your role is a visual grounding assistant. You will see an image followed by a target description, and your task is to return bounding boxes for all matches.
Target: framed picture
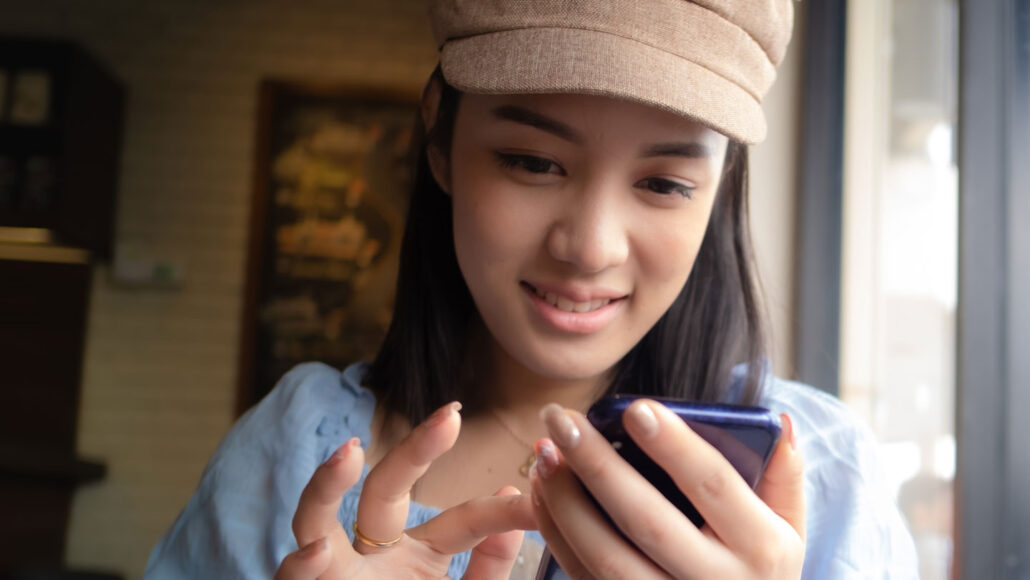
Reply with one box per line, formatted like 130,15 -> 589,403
21,155 -> 58,211
9,69 -> 52,125
238,80 -> 419,412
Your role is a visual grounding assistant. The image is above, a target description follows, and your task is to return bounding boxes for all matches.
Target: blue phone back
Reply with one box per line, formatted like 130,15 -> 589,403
586,395 -> 782,527
535,397 -> 782,580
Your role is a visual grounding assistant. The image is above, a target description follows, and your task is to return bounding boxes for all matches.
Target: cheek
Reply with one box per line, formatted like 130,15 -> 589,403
634,210 -> 711,300
450,169 -> 542,285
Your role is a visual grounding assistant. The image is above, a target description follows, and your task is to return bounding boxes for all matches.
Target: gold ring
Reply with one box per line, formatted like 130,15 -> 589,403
352,522 -> 404,548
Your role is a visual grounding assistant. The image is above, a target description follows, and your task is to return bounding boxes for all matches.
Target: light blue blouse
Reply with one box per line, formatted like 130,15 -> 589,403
145,362 -> 919,579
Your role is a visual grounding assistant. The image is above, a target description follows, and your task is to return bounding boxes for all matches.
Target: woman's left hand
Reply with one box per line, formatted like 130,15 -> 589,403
530,399 -> 805,579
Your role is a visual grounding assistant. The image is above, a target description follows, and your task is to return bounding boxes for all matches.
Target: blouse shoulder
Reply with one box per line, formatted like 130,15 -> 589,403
760,377 -> 920,579
144,362 -> 376,579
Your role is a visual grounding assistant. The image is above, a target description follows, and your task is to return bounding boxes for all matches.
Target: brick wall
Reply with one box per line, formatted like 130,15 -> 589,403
0,1 -> 798,577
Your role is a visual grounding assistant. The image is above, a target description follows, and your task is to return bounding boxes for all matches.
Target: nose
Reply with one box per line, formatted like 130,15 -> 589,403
545,189 -> 630,273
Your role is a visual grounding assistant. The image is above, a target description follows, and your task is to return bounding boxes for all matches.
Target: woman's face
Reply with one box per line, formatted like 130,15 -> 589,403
447,92 -> 729,383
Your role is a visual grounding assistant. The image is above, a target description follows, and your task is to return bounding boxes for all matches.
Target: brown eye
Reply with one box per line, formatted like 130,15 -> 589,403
494,153 -> 565,176
635,177 -> 695,198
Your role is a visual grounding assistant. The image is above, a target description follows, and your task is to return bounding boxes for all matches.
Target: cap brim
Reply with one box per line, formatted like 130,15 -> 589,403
440,27 -> 767,144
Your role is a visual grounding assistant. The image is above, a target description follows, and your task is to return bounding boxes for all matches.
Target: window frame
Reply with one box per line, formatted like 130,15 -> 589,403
798,0 -> 1030,575
956,0 -> 1030,576
795,0 -> 847,395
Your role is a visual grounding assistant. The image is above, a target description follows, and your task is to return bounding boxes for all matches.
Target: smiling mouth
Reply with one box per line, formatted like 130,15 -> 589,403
521,282 -> 625,313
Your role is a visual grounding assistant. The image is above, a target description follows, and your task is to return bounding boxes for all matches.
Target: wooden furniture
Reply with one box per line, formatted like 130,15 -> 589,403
0,37 -> 124,258
0,38 -> 123,580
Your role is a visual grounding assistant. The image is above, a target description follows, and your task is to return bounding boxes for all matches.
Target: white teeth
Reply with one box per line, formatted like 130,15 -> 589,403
556,296 -> 575,311
533,287 -> 613,313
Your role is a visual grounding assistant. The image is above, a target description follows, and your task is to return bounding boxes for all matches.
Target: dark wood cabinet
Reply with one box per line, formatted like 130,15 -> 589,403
0,38 -> 124,259
0,38 -> 123,580
0,256 -> 100,560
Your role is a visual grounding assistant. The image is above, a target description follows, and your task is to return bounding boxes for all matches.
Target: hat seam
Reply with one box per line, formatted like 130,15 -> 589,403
687,0 -> 778,66
445,25 -> 764,105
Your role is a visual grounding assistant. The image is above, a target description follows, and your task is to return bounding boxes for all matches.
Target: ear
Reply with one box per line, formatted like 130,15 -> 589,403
427,145 -> 452,195
421,74 -> 452,194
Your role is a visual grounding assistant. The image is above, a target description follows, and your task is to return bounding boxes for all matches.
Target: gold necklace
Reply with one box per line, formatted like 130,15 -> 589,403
488,408 -> 538,477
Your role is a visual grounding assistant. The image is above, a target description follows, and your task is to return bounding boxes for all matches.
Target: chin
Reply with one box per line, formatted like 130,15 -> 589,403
514,342 -> 625,384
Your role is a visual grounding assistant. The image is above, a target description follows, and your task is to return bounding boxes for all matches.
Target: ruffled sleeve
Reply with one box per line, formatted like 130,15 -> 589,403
144,362 -> 376,579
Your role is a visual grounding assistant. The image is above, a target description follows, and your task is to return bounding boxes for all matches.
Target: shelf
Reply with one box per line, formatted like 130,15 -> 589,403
0,445 -> 105,486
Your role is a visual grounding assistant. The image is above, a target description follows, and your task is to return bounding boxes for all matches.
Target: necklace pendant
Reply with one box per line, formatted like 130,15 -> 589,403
519,451 -> 536,478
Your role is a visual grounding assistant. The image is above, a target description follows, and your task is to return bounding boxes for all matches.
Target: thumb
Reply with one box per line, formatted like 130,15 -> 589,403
755,413 -> 805,541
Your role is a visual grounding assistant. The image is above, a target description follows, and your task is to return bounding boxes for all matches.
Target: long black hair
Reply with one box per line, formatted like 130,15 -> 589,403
366,68 -> 768,425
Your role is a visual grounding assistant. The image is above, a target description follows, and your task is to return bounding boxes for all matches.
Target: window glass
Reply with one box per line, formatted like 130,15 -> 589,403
840,0 -> 958,578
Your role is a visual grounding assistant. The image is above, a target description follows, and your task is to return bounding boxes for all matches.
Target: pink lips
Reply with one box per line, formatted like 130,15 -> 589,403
521,282 -> 627,334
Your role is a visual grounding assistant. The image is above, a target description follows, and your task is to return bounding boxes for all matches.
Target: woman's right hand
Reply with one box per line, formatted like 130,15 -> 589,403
275,402 -> 536,580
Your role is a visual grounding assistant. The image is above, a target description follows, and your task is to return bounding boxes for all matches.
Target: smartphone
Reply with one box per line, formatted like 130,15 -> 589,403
535,396 -> 782,580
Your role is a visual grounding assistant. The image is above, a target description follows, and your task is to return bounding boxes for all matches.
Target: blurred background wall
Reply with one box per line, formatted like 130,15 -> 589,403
0,1 -> 802,577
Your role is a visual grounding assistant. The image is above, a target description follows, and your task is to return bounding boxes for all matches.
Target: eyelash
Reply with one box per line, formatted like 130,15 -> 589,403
493,153 -> 695,199
494,153 -> 565,175
637,177 -> 696,199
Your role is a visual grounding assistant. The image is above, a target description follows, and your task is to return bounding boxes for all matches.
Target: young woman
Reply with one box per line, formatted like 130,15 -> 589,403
146,1 -> 918,578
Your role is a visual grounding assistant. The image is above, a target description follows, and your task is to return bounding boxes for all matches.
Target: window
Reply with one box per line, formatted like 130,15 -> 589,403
840,0 -> 958,577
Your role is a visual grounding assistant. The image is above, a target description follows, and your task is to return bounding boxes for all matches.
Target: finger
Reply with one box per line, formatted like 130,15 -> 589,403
620,400 -> 793,560
461,487 -> 527,580
273,538 -> 331,580
293,437 -> 364,547
755,413 -> 806,541
407,486 -> 536,555
541,404 -> 735,578
355,401 -> 462,549
531,437 -> 672,580
529,469 -> 591,580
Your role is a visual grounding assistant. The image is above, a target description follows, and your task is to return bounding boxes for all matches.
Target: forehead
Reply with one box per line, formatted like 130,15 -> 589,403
457,92 -> 728,147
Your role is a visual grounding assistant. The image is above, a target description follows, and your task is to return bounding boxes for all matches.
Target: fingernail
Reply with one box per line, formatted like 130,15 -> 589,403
534,438 -> 559,478
781,413 -> 797,450
626,401 -> 660,439
298,537 -> 328,559
325,440 -> 353,466
540,404 -> 580,448
425,401 -> 462,427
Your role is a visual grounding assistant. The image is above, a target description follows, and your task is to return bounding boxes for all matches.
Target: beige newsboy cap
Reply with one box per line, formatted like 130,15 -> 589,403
428,0 -> 794,144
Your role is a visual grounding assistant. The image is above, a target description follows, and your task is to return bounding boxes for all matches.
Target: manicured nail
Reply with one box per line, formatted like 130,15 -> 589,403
325,439 -> 356,466
425,401 -> 462,427
540,404 -> 580,448
534,438 -> 559,478
626,401 -> 660,439
297,537 -> 328,559
781,413 -> 797,450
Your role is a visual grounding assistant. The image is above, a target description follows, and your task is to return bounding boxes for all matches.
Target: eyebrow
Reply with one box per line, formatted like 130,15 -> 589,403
640,142 -> 712,159
490,104 -> 712,159
491,105 -> 584,144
